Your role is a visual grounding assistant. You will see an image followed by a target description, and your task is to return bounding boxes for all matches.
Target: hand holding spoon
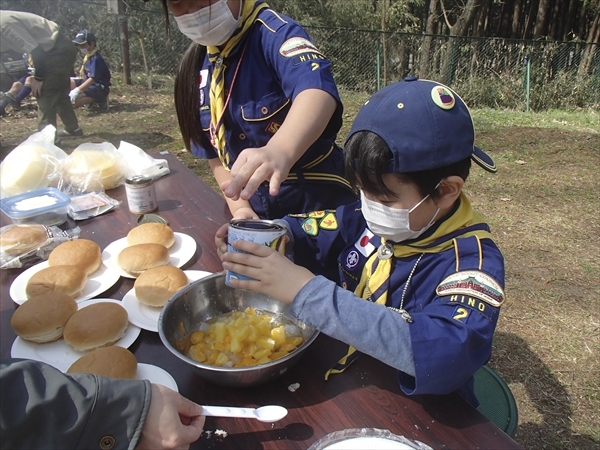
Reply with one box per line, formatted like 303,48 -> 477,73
201,405 -> 288,423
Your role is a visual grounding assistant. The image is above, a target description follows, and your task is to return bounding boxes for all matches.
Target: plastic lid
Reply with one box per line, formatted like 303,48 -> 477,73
0,187 -> 71,219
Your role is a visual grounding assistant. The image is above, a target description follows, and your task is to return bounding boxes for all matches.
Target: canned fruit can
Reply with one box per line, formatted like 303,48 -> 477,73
226,219 -> 286,286
125,176 -> 157,214
137,213 -> 169,226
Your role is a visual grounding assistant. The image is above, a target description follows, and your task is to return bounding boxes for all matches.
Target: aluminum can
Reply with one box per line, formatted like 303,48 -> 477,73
125,176 -> 157,214
226,219 -> 286,286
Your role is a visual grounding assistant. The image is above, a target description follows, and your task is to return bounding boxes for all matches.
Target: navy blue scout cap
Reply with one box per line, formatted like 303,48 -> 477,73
73,30 -> 96,45
347,76 -> 497,173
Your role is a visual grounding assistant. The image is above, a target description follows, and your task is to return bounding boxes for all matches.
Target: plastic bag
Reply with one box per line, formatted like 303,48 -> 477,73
58,142 -> 128,195
0,224 -> 81,269
68,191 -> 121,220
118,141 -> 170,180
0,125 -> 68,199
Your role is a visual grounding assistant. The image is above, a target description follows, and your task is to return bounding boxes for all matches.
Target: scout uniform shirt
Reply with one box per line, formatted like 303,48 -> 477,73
191,5 -> 354,217
81,51 -> 111,90
283,195 -> 505,406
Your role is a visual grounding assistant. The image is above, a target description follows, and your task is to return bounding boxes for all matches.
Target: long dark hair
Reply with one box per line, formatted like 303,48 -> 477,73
175,43 -> 210,151
161,0 -> 211,151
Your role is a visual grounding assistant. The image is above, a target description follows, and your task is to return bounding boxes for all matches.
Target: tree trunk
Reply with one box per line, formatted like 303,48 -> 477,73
548,0 -> 563,40
440,0 -> 481,84
578,12 -> 599,76
523,0 -> 539,39
118,0 -> 131,85
563,0 -> 579,40
498,0 -> 515,38
511,0 -> 523,38
419,0 -> 438,78
474,0 -> 491,37
533,0 -> 551,39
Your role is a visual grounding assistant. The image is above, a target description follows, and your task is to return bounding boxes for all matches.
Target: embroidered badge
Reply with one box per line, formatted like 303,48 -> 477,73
279,37 -> 322,58
436,270 -> 504,307
430,85 -> 455,110
301,218 -> 318,236
354,229 -> 375,257
308,211 -> 326,218
199,69 -> 208,88
346,250 -> 360,269
320,213 -> 338,230
265,121 -> 281,134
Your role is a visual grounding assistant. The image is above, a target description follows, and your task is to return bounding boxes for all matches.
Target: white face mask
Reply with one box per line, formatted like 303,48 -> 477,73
173,0 -> 241,46
360,190 -> 440,243
79,48 -> 88,55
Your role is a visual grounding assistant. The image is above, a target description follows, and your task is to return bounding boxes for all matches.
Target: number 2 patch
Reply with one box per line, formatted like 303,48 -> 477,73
453,306 -> 471,323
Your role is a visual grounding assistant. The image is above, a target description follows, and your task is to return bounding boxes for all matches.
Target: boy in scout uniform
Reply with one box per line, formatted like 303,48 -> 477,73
219,77 -> 505,406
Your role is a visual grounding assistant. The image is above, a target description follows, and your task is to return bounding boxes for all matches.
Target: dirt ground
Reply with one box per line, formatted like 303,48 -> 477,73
1,82 -> 598,450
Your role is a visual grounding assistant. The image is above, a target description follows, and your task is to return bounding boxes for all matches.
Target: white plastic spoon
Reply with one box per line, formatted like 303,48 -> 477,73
201,405 -> 288,423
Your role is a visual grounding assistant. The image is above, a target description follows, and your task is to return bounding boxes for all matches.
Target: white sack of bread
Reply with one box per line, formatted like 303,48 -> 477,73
0,125 -> 67,198
60,143 -> 126,193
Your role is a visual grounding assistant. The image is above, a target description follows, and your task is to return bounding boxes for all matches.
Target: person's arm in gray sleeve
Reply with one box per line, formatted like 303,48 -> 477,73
1,358 -> 151,450
289,276 -> 416,376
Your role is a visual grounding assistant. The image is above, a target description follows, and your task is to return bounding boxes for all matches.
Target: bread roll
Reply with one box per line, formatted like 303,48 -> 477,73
134,266 -> 188,307
25,265 -> 87,299
127,223 -> 175,249
0,224 -> 48,255
63,302 -> 129,352
62,146 -> 121,191
67,346 -> 137,379
11,293 -> 77,343
48,239 -> 102,276
117,243 -> 170,275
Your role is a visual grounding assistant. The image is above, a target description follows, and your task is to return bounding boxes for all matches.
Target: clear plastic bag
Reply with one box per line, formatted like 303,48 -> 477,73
0,125 -> 68,199
0,224 -> 81,269
58,142 -> 128,195
68,191 -> 121,220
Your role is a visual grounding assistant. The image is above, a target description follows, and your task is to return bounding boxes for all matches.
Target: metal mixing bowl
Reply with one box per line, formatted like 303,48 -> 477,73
158,273 -> 319,387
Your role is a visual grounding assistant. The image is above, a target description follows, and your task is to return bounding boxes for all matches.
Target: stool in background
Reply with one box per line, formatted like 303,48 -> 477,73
474,365 -> 519,437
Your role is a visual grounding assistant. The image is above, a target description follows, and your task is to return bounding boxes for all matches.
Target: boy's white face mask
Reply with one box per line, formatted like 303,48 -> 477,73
360,190 -> 440,243
173,0 -> 241,46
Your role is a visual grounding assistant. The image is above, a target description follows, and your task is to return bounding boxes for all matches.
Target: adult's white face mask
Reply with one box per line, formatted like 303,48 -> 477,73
360,190 -> 440,243
173,0 -> 241,46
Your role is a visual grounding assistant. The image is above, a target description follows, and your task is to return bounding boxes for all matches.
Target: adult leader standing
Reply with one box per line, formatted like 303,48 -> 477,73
162,0 -> 357,220
0,11 -> 83,137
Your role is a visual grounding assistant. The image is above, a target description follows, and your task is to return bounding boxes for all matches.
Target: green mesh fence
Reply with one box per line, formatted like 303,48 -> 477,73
1,0 -> 598,110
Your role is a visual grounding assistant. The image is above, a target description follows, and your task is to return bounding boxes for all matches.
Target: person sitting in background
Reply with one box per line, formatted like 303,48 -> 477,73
69,30 -> 111,112
1,358 -> 205,449
217,77 -> 504,407
0,74 -> 33,116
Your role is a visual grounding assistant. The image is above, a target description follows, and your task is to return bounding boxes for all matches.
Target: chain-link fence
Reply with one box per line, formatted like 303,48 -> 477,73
1,0 -> 599,111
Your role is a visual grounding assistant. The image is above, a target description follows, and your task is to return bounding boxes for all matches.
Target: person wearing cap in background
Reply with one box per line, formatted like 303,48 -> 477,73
161,0 -> 357,220
69,30 -> 111,112
0,11 -> 82,137
217,77 -> 505,407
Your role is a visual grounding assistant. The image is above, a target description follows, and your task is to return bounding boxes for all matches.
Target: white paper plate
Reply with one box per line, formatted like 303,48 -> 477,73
323,438 -> 416,449
137,363 -> 178,391
10,299 -> 141,372
122,270 -> 212,332
9,261 -> 121,305
101,233 -> 197,278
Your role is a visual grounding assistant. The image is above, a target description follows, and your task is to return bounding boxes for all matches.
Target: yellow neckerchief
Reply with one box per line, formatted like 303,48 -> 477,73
354,193 -> 492,304
80,47 -> 97,78
208,0 -> 269,169
325,193 -> 493,379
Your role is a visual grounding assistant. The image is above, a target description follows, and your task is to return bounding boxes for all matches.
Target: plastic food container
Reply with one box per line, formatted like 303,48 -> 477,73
0,187 -> 71,226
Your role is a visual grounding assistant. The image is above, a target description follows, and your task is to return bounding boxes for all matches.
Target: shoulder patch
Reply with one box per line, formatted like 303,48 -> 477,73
301,218 -> 318,236
436,270 -> 504,307
320,212 -> 338,230
279,37 -> 323,58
